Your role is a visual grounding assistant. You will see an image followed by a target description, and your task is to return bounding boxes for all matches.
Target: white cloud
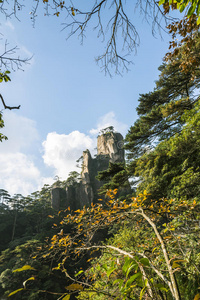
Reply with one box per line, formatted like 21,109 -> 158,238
1,111 -> 39,153
0,112 -> 42,195
0,152 -> 40,196
42,131 -> 95,179
89,111 -> 128,136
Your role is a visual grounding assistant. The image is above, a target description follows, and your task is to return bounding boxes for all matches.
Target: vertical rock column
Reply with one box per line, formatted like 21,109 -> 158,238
81,149 -> 94,206
51,187 -> 66,210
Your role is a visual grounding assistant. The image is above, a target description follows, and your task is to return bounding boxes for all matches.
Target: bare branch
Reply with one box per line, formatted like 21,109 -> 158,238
0,0 -> 178,75
0,41 -> 31,71
137,208 -> 180,300
0,94 -> 20,110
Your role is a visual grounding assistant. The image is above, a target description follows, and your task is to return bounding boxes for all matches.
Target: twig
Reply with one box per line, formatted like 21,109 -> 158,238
0,94 -> 20,110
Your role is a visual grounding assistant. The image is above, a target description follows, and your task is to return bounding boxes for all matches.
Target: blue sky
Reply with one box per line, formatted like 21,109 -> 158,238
0,2 -> 172,195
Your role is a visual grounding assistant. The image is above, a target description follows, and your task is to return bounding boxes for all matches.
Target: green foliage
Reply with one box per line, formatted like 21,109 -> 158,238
126,52 -> 199,159
1,184 -> 199,299
97,162 -> 129,194
0,235 -> 67,299
1,30 -> 200,300
131,99 -> 200,202
0,185 -> 56,252
69,194 -> 199,299
108,33 -> 200,203
65,171 -> 80,187
0,70 -> 11,142
0,111 -> 7,142
0,240 -> 40,298
0,70 -> 11,83
0,182 -> 82,299
159,0 -> 200,24
99,126 -> 114,136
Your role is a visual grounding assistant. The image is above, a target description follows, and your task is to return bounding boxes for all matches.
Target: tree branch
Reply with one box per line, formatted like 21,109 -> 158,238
0,94 -> 20,110
138,208 -> 181,300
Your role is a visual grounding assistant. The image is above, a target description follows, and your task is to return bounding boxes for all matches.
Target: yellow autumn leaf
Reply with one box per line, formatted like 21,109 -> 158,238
113,188 -> 118,195
143,190 -> 148,196
152,247 -> 157,253
13,265 -> 36,272
23,277 -> 35,288
194,294 -> 200,300
8,288 -> 24,297
58,229 -> 64,235
65,283 -> 83,291
62,295 -> 70,300
71,7 -> 75,16
172,262 -> 180,268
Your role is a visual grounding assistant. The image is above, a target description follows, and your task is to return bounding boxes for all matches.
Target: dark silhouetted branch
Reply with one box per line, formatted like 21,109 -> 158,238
0,94 -> 20,110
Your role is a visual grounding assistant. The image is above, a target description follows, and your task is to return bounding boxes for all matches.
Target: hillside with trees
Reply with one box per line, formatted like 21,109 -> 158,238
0,30 -> 200,299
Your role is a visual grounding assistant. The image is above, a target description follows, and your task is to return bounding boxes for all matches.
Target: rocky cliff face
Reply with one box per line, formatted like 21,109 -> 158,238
97,132 -> 124,162
51,131 -> 125,210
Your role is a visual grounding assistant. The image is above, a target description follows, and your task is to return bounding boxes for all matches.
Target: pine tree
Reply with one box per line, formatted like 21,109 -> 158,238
124,33 -> 200,201
98,33 -> 200,202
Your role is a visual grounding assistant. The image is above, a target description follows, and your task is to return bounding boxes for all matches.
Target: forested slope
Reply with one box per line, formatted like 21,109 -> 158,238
0,30 -> 200,300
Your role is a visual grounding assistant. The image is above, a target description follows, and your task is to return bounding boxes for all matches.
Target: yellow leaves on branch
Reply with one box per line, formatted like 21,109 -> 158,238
45,189 -> 198,278
106,189 -> 117,199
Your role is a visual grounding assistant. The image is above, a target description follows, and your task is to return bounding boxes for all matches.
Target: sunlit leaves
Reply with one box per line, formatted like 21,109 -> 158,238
37,187 -> 198,298
159,0 -> 200,26
12,265 -> 36,272
23,277 -> 35,288
165,15 -> 199,76
0,70 -> 11,83
8,288 -> 24,297
62,295 -> 71,300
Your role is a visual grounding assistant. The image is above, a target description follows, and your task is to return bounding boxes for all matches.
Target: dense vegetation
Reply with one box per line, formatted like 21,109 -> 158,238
0,185 -> 60,299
